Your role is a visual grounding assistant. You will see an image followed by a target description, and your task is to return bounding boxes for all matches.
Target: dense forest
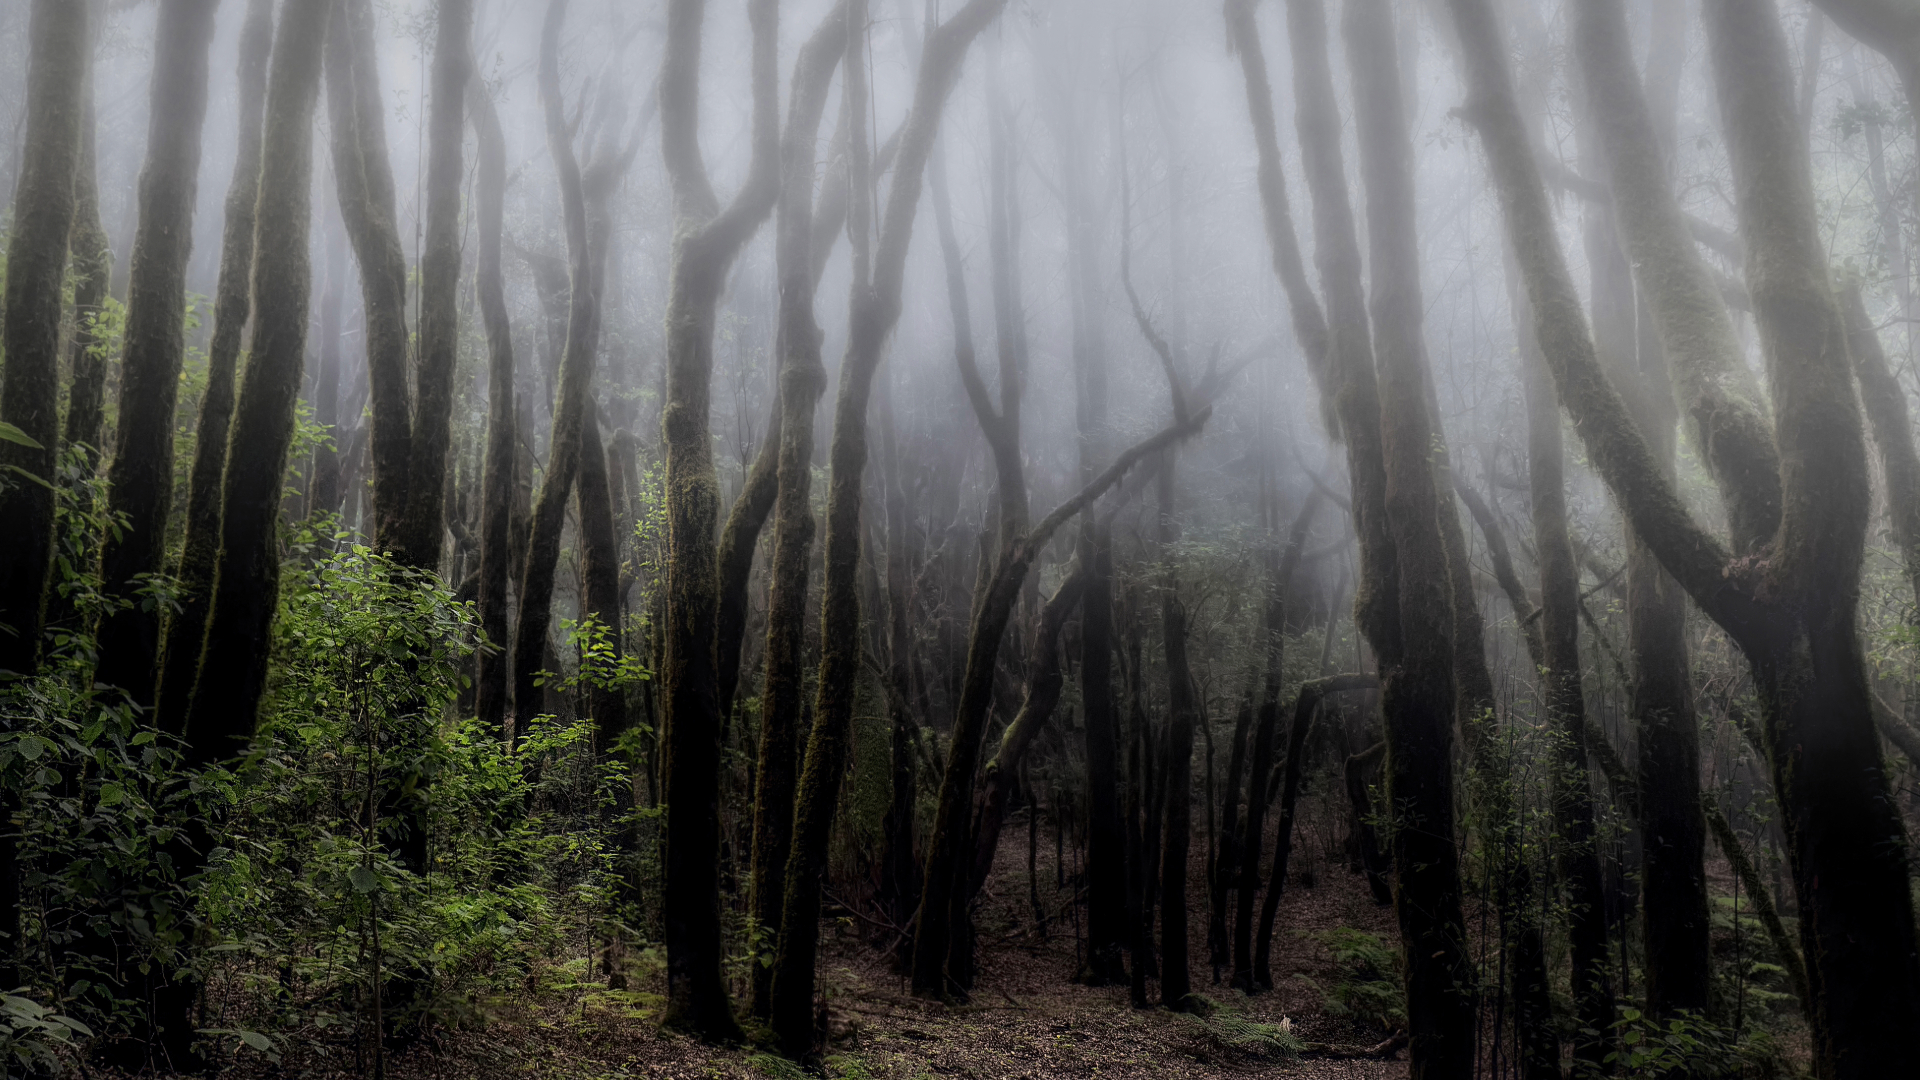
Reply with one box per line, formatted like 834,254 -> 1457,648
3,0 -> 1919,1076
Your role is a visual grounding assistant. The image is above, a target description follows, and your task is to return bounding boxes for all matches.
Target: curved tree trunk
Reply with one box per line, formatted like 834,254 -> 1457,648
94,0 -> 220,705
156,0 -> 274,734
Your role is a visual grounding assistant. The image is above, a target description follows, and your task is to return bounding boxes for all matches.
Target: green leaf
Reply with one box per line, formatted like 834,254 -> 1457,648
17,735 -> 47,762
97,782 -> 126,808
349,866 -> 379,893
0,421 -> 44,449
237,1030 -> 272,1052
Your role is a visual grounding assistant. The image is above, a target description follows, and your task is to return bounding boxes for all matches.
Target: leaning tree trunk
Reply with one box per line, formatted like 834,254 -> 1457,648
470,68 -> 516,737
155,0 -> 275,733
94,0 -> 220,705
654,0 -> 780,1042
0,0 -> 88,988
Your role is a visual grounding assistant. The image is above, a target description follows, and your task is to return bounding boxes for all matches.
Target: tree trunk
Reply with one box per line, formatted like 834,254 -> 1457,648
1449,0 -> 1920,1071
1080,526 -> 1127,984
308,214 -> 348,523
1842,284 -> 1920,605
741,6 -> 843,1017
655,0 -> 780,1041
157,0 -> 274,731
970,567 -> 1087,894
470,63 -> 516,738
0,0 -> 88,989
1232,490 -> 1319,991
61,48 -> 111,465
1156,461 -> 1198,1010
772,0 -> 1010,1048
182,0 -> 328,757
578,409 -> 627,737
94,0 -> 220,705
1209,692 -> 1251,981
326,0 -> 412,560
395,0 -> 472,572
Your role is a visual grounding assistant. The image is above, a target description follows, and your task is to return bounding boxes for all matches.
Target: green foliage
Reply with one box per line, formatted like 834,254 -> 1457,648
1296,927 -> 1406,1030
1604,1007 -> 1793,1079
0,989 -> 92,1074
1183,1004 -> 1303,1060
749,1051 -> 810,1080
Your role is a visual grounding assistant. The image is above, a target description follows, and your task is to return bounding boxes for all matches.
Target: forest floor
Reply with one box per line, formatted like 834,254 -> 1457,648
156,795 -> 1413,1079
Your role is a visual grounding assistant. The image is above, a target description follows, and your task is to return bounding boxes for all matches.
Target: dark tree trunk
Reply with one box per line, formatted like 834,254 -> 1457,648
773,0 -> 1010,1050
1569,0 -> 1712,1023
61,50 -> 111,465
1155,461 -> 1198,1010
0,0 -> 88,988
655,0 -> 780,1042
969,567 -> 1088,894
1231,491 -> 1319,992
1208,693 -> 1251,980
94,0 -> 220,705
1079,528 -> 1127,984
326,0 -> 412,560
742,6 -> 843,1017
470,67 -> 516,738
183,0 -> 328,759
578,409 -> 627,737
395,0 -> 473,573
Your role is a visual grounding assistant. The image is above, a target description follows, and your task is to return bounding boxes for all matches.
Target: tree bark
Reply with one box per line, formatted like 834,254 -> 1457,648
61,48 -> 111,465
94,0 -> 220,705
308,214 -> 348,523
1842,284 -> 1920,605
156,0 -> 274,734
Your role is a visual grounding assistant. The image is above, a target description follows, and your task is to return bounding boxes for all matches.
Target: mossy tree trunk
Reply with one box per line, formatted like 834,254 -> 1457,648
469,67 -> 516,738
1448,0 -> 1920,1071
60,42 -> 111,467
654,0 -> 780,1042
0,0 -> 89,987
94,0 -> 220,705
744,4 -> 845,1018
155,0 -> 274,734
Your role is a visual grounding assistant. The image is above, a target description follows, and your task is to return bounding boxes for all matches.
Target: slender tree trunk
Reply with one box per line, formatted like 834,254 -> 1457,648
0,0 -> 88,990
94,0 -> 220,704
309,215 -> 348,523
1209,692 -> 1251,980
1080,526 -> 1126,984
1232,491 -> 1319,991
1156,461 -> 1198,1009
1525,357 -> 1614,1071
970,568 -> 1087,894
395,0 -> 472,572
327,0 -> 413,560
470,68 -> 516,738
742,7 -> 843,1016
1843,285 -> 1920,606
182,0 -> 329,761
1568,0 -> 1713,1024
772,0 -> 1010,1047
579,409 -> 628,736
